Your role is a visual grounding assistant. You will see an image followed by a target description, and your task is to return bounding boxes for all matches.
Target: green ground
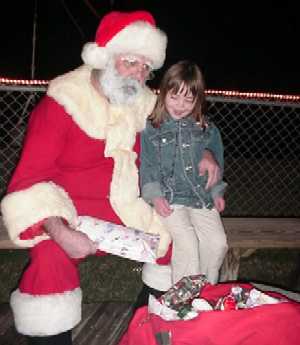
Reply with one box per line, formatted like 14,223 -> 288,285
0,249 -> 299,303
0,250 -> 143,303
239,248 -> 300,292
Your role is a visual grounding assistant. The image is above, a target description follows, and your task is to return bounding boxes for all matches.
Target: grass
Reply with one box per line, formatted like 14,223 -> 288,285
0,250 -> 143,303
239,248 -> 300,292
0,248 -> 299,303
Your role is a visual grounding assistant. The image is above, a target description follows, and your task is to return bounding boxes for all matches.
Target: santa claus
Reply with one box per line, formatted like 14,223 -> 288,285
1,9 -> 220,345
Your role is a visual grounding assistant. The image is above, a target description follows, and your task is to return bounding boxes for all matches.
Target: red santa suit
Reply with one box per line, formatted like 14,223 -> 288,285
1,65 -> 171,336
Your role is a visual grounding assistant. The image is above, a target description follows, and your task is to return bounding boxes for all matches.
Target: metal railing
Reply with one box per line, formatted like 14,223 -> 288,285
1,84 -> 299,217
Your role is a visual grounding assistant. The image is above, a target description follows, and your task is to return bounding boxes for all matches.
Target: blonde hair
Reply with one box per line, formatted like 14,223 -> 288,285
150,60 -> 206,127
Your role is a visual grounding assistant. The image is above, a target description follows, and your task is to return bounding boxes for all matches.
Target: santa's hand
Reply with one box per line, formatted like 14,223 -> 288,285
198,149 -> 220,190
44,217 -> 98,258
213,196 -> 225,213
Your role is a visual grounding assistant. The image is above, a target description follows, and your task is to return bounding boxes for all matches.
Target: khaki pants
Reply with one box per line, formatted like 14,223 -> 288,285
160,205 -> 228,284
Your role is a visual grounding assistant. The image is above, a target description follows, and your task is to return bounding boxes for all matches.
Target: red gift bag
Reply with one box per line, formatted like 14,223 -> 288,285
119,283 -> 300,345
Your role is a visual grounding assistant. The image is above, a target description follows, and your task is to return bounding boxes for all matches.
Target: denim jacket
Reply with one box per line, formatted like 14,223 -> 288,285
140,115 -> 227,209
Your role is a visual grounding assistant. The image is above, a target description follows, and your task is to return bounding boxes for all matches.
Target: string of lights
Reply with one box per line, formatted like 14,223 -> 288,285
0,77 -> 48,86
205,89 -> 300,102
1,76 -> 300,102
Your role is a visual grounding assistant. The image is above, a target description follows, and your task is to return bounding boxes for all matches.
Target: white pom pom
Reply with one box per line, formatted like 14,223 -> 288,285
81,43 -> 109,69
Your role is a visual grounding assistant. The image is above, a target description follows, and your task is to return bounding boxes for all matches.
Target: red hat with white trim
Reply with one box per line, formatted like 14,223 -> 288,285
81,10 -> 167,70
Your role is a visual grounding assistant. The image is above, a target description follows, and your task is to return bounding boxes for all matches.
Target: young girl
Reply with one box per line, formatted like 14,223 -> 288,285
140,60 -> 228,285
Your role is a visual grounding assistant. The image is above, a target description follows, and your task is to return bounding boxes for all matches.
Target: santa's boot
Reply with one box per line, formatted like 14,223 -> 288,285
26,330 -> 72,345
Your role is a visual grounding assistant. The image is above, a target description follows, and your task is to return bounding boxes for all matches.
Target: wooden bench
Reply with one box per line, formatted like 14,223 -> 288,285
220,217 -> 300,281
1,216 -> 300,282
0,301 -> 133,345
0,217 -> 22,249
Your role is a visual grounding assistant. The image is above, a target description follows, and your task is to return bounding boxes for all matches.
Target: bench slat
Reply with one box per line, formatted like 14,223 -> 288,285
0,217 -> 21,249
1,217 -> 300,249
223,218 -> 300,248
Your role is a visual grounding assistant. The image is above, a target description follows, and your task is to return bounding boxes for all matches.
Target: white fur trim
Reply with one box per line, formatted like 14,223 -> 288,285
82,21 -> 167,70
1,182 -> 77,247
108,150 -> 171,257
47,65 -> 156,139
47,66 -> 171,257
47,66 -> 109,139
81,42 -> 109,70
11,288 -> 82,336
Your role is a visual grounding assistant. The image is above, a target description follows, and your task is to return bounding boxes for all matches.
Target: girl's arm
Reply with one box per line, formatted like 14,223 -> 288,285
140,127 -> 164,204
205,124 -> 228,199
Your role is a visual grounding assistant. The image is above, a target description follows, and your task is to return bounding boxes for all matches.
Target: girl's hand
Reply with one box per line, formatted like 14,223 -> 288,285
213,196 -> 225,213
153,197 -> 173,217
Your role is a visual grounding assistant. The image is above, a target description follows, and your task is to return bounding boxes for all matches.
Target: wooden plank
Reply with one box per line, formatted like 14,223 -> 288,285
72,303 -> 100,339
0,303 -> 27,345
0,217 -> 20,249
0,303 -> 14,337
223,218 -> 300,248
1,216 -> 300,250
0,302 -> 133,345
73,302 -> 133,345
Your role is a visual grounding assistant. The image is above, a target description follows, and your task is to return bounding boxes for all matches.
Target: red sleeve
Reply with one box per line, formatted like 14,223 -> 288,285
8,95 -> 71,193
156,242 -> 172,265
19,220 -> 46,240
134,133 -> 141,168
1,96 -> 77,246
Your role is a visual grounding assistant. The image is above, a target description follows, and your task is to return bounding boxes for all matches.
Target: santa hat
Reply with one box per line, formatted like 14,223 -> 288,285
81,10 -> 167,70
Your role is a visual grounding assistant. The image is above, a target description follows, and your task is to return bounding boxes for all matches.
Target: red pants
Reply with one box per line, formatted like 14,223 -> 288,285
11,240 -> 84,336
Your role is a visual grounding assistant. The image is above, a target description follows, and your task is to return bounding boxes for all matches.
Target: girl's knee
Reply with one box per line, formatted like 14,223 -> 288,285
213,240 -> 228,258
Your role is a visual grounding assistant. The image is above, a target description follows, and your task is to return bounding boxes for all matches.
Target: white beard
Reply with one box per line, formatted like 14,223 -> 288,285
99,61 -> 144,105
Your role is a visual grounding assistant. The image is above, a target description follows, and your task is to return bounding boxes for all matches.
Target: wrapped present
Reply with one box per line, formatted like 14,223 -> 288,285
160,274 -> 208,310
214,285 -> 284,311
245,288 -> 282,308
76,215 -> 160,263
119,283 -> 300,345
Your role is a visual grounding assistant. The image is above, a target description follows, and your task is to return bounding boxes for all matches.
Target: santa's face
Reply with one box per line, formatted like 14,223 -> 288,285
114,54 -> 154,84
99,54 -> 153,105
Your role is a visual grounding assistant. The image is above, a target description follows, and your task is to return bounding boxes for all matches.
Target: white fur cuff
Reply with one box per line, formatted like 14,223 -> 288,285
1,182 -> 77,247
10,288 -> 82,336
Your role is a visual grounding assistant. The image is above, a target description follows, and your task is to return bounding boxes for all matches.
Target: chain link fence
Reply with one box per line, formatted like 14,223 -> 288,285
0,85 -> 46,205
1,84 -> 299,217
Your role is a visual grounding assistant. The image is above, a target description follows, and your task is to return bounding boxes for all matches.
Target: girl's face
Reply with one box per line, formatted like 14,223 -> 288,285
165,83 -> 196,120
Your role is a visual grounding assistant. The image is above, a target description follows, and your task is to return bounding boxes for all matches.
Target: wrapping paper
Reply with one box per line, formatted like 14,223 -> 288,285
151,278 -> 284,320
76,216 -> 160,263
161,274 -> 208,309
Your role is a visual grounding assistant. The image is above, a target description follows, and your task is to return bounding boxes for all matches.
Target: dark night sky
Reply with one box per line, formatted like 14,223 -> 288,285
1,0 -> 299,94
